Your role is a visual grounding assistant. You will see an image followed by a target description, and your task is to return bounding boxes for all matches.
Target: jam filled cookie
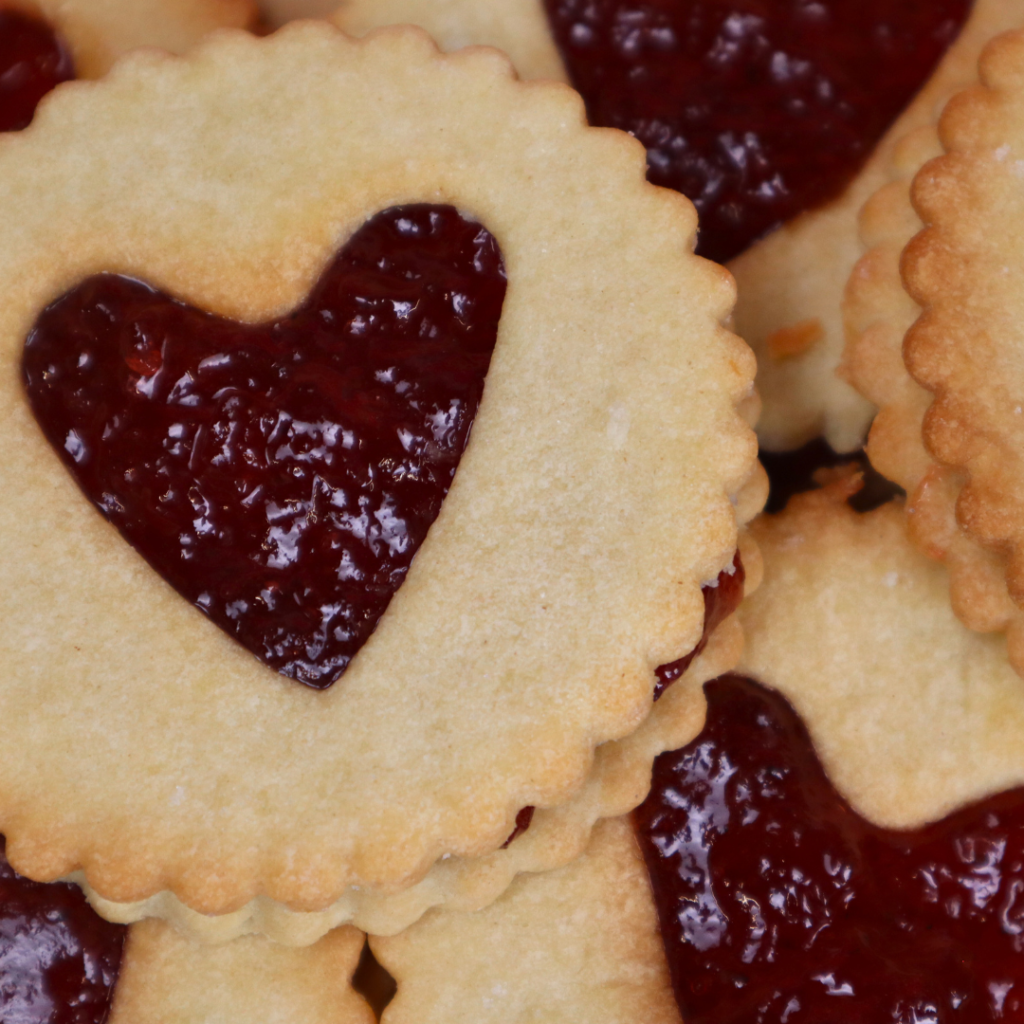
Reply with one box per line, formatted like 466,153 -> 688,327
0,23 -> 756,931
843,47 -> 1024,674
1,0 -> 254,90
639,478 -> 1024,1022
898,29 -> 1024,673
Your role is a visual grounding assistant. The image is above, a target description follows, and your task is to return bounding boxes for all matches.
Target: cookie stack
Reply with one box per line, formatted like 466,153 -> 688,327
5,2 -> 1024,1022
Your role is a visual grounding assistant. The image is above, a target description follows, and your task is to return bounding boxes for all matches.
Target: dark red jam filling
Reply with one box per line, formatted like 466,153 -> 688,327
23,205 -> 507,688
654,553 -> 744,701
502,806 -> 537,848
543,0 -> 972,263
0,8 -> 74,133
0,838 -> 125,1024
636,674 -> 1024,1023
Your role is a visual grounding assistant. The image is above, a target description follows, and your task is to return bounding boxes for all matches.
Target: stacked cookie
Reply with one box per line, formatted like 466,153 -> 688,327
7,2 -> 1024,1022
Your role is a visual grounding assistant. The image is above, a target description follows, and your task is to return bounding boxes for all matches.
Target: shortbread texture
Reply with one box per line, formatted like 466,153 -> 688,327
741,482 -> 1024,828
0,24 -> 756,918
18,0 -> 254,76
372,816 -> 681,1024
330,0 -> 567,82
842,39 -> 1024,674
903,29 -> 1024,645
731,0 -> 1024,453
109,920 -> 372,1024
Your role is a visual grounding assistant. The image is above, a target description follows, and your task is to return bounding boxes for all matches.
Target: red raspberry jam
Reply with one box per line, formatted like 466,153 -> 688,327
544,0 -> 972,263
23,206 -> 506,688
0,838 -> 125,1024
654,553 -> 744,700
0,8 -> 74,133
636,674 -> 1024,1023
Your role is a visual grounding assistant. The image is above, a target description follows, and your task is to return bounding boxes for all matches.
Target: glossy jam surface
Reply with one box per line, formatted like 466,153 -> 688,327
654,554 -> 744,700
0,8 -> 74,132
544,0 -> 972,263
23,206 -> 506,688
0,838 -> 125,1024
636,675 -> 1024,1022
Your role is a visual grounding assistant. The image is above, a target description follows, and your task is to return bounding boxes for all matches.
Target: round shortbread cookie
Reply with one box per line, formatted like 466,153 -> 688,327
901,29 -> 1024,656
740,478 -> 1024,829
10,0 -> 254,78
0,23 -> 757,924
731,0 -> 1024,454
842,69 -> 1024,674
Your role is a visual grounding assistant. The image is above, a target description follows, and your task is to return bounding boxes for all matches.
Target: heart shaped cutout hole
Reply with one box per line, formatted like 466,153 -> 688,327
23,205 -> 507,689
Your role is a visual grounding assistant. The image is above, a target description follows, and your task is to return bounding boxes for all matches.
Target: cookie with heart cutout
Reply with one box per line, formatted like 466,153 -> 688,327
0,21 -> 758,930
896,28 -> 1024,674
3,0 -> 253,96
636,476 -> 1024,1022
842,70 -> 1024,673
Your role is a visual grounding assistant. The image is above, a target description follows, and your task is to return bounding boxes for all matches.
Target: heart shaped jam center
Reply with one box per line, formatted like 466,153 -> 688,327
544,0 -> 972,263
0,8 -> 74,133
0,838 -> 125,1024
636,675 -> 1024,1022
23,206 -> 506,688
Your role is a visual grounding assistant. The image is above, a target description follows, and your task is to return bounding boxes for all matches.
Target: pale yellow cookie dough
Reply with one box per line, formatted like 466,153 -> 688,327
372,816 -> 680,1024
740,482 -> 1024,828
11,0 -> 254,78
0,23 -> 756,921
731,0 -> 1024,453
109,919 -> 373,1024
330,0 -> 568,82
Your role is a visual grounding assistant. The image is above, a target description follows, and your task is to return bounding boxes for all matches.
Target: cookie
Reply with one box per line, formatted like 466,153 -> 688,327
0,833 -> 372,1024
899,29 -> 1024,656
731,0 -> 1024,454
108,920 -> 372,1024
634,479 -> 1024,1021
842,60 -> 1024,670
331,0 -> 568,83
370,815 -> 680,1024
11,0 -> 254,79
0,22 -> 757,926
739,476 -> 1024,826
